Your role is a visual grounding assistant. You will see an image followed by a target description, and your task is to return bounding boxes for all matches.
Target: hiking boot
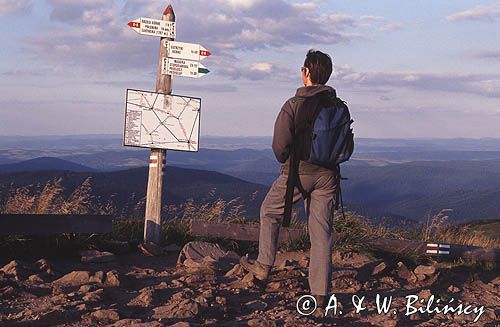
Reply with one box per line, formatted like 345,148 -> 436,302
239,256 -> 272,280
138,242 -> 162,256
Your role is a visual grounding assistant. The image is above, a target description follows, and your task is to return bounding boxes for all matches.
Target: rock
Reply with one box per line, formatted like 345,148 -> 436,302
138,243 -> 163,256
177,241 -> 239,271
248,318 -> 276,327
80,250 -> 116,263
298,256 -> 309,268
278,259 -> 297,270
245,300 -> 267,311
90,271 -> 105,284
53,271 -> 91,286
1,260 -> 31,281
28,274 -> 44,283
267,281 -> 282,290
396,262 -> 417,283
225,264 -> 244,278
129,289 -> 155,307
82,289 -> 104,303
79,284 -> 98,293
447,285 -> 460,293
0,285 -> 16,298
418,289 -> 432,299
371,262 -> 387,275
332,277 -> 362,293
151,299 -> 200,319
414,265 -> 436,276
89,309 -> 120,322
215,296 -> 227,305
168,323 -> 191,327
163,244 -> 182,252
105,270 -> 122,287
34,259 -> 56,276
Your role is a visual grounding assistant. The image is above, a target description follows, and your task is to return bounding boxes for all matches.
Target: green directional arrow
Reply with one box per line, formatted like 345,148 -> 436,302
198,67 -> 210,74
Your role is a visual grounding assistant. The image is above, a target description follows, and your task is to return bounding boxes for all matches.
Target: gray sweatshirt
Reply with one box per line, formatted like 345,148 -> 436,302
272,85 -> 338,175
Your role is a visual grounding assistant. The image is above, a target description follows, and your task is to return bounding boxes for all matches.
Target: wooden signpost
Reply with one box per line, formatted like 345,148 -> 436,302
125,3 -> 211,247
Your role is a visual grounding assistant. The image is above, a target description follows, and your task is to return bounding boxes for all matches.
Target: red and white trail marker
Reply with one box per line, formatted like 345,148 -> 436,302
163,40 -> 212,61
127,17 -> 176,38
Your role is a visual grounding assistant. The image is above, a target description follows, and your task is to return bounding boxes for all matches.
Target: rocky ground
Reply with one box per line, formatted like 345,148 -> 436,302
0,241 -> 498,326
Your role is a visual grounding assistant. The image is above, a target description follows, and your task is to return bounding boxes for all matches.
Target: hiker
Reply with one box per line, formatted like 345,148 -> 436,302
240,49 -> 354,313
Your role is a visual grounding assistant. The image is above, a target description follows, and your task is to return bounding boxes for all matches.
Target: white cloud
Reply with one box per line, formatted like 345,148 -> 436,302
359,15 -> 385,22
335,65 -> 500,98
447,2 -> 500,22
27,0 -> 365,75
379,23 -> 403,32
0,0 -> 33,16
475,49 -> 500,60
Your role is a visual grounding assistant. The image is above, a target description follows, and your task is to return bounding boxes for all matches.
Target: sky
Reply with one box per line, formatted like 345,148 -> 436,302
0,0 -> 499,138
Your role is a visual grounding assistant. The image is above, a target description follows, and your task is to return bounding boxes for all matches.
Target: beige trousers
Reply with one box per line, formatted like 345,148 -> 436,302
257,172 -> 338,295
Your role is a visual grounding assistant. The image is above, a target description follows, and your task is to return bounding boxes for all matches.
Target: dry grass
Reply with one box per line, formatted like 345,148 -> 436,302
1,179 -> 498,257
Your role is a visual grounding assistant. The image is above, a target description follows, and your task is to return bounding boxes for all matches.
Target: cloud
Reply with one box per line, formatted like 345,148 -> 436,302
218,60 -> 293,81
447,2 -> 500,22
0,0 -> 33,16
335,65 -> 500,98
26,0 -> 366,76
379,23 -> 402,32
359,15 -> 385,22
379,23 -> 403,32
475,49 -> 500,60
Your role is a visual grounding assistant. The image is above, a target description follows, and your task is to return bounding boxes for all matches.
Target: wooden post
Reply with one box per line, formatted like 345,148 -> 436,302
143,4 -> 175,245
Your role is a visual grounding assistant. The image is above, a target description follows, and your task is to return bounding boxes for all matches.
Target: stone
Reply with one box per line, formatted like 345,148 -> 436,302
396,262 -> 417,283
298,256 -> 309,268
129,289 -> 155,307
82,289 -> 104,303
79,284 -> 98,293
105,270 -> 122,287
138,243 -> 163,257
80,250 -> 116,263
278,259 -> 296,270
177,241 -> 239,271
245,300 -> 267,311
151,299 -> 200,319
248,318 -> 276,327
267,281 -> 282,290
89,309 -> 120,322
225,264 -> 244,278
169,323 -> 191,327
1,260 -> 31,281
371,262 -> 387,275
53,271 -> 91,286
28,274 -> 44,283
89,271 -> 105,284
418,289 -> 432,299
447,285 -> 460,293
163,244 -> 182,252
414,265 -> 436,276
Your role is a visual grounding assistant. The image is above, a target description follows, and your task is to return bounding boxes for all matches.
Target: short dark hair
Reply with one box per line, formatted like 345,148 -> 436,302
303,49 -> 333,85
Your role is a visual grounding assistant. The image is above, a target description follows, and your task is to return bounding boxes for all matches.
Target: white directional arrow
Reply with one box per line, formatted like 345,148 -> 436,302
163,40 -> 212,61
128,17 -> 176,38
162,58 -> 210,78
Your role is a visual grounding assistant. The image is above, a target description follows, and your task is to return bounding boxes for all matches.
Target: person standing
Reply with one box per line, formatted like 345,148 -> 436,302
240,49 -> 350,311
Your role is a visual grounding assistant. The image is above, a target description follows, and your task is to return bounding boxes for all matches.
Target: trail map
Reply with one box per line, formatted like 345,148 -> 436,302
124,89 -> 201,151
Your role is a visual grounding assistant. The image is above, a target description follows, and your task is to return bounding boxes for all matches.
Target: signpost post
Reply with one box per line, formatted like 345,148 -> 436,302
125,3 -> 211,252
142,4 -> 175,246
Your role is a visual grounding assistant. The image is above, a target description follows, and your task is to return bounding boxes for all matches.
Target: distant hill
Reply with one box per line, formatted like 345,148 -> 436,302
0,166 -> 268,219
0,157 -> 95,174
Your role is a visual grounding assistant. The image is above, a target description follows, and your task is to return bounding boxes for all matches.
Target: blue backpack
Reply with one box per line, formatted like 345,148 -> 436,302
282,91 -> 354,227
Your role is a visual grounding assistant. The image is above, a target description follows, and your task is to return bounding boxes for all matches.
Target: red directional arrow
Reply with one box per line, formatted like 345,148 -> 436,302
199,50 -> 212,57
128,21 -> 140,28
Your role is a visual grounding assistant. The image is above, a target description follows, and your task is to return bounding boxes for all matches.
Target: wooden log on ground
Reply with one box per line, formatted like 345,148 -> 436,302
0,214 -> 113,235
189,221 -> 500,262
